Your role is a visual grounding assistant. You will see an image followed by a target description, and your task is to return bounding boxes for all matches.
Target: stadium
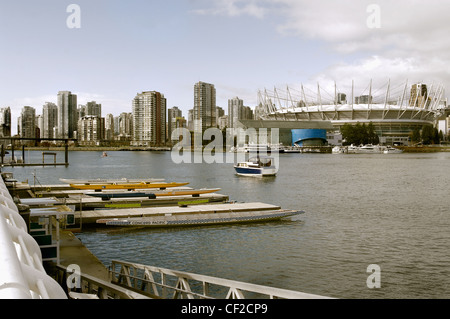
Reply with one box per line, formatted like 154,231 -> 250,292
253,80 -> 447,146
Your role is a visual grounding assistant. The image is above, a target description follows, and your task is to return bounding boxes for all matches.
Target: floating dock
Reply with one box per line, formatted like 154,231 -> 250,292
80,202 -> 282,226
25,186 -> 230,211
98,209 -> 303,228
13,181 -> 295,229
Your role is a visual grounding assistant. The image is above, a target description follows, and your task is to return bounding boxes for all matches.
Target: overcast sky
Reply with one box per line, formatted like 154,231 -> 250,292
1,0 -> 450,134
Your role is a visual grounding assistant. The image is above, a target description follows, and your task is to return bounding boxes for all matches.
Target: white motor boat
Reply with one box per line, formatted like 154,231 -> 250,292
350,144 -> 383,154
234,156 -> 278,177
383,146 -> 403,154
346,145 -> 359,153
332,146 -> 345,154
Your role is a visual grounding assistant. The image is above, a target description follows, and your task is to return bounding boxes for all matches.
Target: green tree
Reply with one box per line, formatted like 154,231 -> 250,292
411,128 -> 421,144
367,122 -> 379,144
353,123 -> 365,145
438,130 -> 444,143
359,123 -> 369,145
432,127 -> 440,144
340,123 -> 354,145
341,122 -> 380,145
421,125 -> 433,145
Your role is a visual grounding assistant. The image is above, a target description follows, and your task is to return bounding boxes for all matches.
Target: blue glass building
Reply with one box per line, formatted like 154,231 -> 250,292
291,129 -> 327,147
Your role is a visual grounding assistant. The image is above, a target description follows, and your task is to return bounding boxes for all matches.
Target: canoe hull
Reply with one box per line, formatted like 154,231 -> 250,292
70,182 -> 189,190
60,178 -> 164,184
85,188 -> 221,200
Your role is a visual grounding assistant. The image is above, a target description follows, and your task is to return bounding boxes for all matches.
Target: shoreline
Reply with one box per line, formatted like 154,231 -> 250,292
12,146 -> 172,152
11,145 -> 450,153
397,146 -> 450,152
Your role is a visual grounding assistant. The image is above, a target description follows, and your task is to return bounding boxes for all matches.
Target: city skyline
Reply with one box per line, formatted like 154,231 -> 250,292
2,1 -> 450,135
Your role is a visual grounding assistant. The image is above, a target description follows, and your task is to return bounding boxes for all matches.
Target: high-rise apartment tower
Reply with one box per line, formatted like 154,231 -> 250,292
194,81 -> 216,132
132,91 -> 166,145
57,91 -> 78,139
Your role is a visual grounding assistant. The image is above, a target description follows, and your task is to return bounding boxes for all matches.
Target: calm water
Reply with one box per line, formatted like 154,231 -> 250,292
6,150 -> 450,298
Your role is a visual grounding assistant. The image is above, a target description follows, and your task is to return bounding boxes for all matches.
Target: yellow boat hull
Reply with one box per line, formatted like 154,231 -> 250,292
70,182 -> 189,190
85,188 -> 221,200
154,188 -> 220,197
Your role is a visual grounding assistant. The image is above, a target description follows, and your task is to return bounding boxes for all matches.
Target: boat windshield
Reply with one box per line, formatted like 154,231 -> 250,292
249,157 -> 273,167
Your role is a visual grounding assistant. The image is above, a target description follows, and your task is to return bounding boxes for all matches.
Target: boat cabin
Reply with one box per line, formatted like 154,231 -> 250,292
248,156 -> 274,167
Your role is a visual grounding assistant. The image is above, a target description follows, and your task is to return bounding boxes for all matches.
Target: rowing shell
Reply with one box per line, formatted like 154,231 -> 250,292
153,188 -> 220,197
70,182 -> 189,190
60,178 -> 164,184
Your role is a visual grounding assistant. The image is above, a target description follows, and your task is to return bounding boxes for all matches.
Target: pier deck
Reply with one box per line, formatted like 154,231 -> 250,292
52,230 -> 110,282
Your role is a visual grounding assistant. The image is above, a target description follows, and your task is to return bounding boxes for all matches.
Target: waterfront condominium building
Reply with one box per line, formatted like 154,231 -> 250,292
77,105 -> 86,118
42,102 -> 58,139
36,115 -> 43,138
86,101 -> 102,117
78,115 -> 105,144
167,106 -> 182,141
228,96 -> 244,129
18,106 -> 36,139
105,113 -> 115,140
218,115 -> 228,130
118,112 -> 133,138
228,97 -> 254,130
132,91 -> 167,145
57,91 -> 78,139
187,109 -> 194,131
194,81 -> 216,133
114,116 -> 120,135
216,106 -> 225,125
77,101 -> 101,119
0,107 -> 11,137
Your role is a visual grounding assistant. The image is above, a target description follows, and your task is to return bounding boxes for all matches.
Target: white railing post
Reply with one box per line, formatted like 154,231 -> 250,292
0,175 -> 67,299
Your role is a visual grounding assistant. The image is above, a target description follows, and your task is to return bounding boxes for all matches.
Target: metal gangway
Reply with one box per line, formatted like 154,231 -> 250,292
109,260 -> 330,299
0,175 -> 67,299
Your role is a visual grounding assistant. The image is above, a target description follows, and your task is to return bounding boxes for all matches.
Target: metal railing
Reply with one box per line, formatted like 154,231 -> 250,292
110,260 -> 330,299
54,264 -> 151,299
0,176 -> 67,299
